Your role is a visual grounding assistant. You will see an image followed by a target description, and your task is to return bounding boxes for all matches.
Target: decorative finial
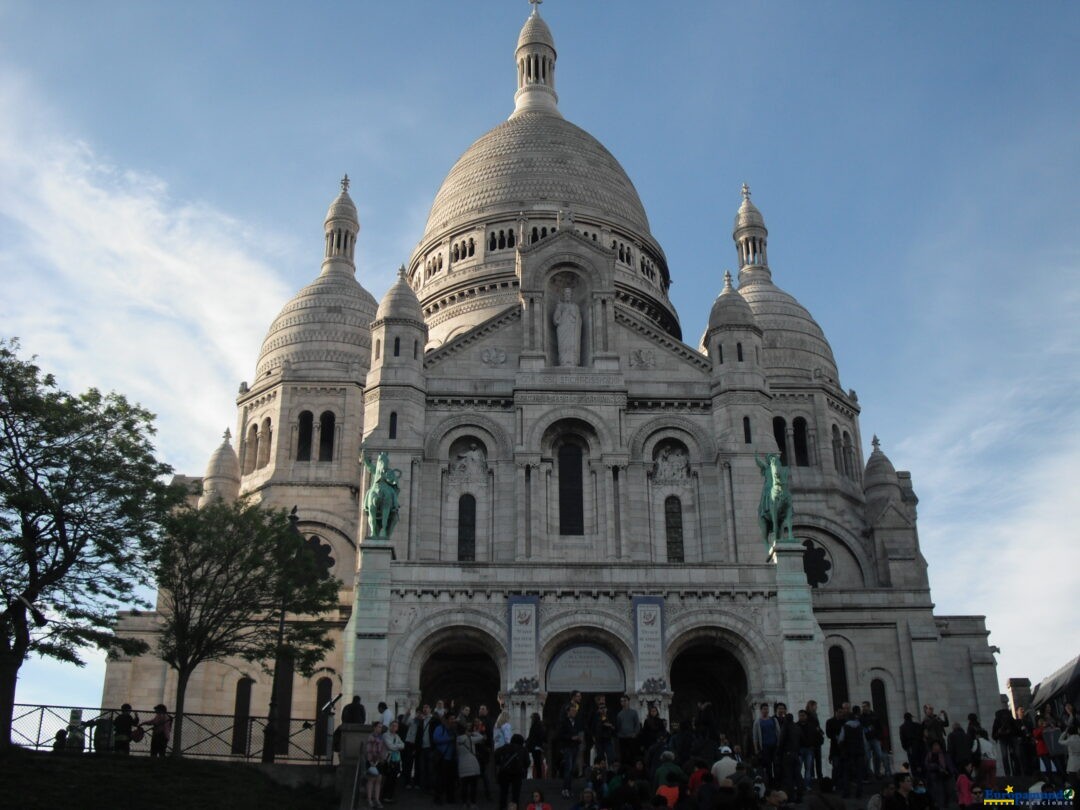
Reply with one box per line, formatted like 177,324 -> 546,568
722,270 -> 734,291
397,264 -> 407,280
871,435 -> 881,451
341,174 -> 350,193
222,427 -> 232,442
741,183 -> 751,201
556,209 -> 563,229
529,0 -> 543,14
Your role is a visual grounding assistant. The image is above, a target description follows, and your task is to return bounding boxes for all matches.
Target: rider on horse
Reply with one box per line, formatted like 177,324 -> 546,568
756,452 -> 794,546
361,446 -> 401,538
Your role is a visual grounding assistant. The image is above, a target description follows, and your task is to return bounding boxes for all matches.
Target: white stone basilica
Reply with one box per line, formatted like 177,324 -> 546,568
104,5 -> 1001,752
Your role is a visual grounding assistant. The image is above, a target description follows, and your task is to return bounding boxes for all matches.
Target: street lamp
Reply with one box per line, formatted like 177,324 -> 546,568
262,506 -> 305,764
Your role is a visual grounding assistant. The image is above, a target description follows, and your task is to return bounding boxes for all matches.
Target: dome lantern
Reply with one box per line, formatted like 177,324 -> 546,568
323,174 -> 360,277
512,0 -> 560,118
733,183 -> 769,276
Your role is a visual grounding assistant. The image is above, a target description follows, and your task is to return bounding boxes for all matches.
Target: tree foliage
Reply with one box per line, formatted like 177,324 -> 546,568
153,497 -> 340,753
0,338 -> 177,745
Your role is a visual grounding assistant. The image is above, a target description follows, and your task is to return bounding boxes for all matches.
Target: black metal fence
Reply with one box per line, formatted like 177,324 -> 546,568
12,704 -> 326,763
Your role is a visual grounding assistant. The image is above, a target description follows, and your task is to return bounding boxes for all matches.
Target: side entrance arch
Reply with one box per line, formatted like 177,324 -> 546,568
419,636 -> 501,717
669,642 -> 749,748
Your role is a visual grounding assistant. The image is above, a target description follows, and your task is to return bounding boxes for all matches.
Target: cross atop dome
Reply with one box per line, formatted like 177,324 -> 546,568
872,435 -> 881,451
341,174 -> 351,193
222,427 -> 231,442
742,183 -> 751,201
529,0 -> 543,13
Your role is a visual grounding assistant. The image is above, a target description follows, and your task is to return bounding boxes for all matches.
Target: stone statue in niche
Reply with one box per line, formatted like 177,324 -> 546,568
552,286 -> 582,367
653,443 -> 689,481
451,442 -> 487,480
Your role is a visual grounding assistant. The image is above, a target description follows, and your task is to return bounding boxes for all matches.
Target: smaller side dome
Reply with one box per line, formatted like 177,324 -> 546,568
864,435 -> 902,501
708,271 -> 757,330
375,266 -> 424,323
517,8 -> 555,51
199,428 -> 240,506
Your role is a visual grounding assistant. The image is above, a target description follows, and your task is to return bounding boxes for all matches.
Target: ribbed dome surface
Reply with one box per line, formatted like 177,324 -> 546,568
517,12 -> 555,51
864,438 -> 900,491
204,430 -> 240,482
738,269 -> 839,382
376,270 -> 424,322
734,197 -> 766,231
422,111 -> 651,242
709,272 -> 757,330
256,271 -> 377,378
325,189 -> 358,223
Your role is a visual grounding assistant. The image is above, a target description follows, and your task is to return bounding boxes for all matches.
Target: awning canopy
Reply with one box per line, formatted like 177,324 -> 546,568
1031,653 -> 1080,709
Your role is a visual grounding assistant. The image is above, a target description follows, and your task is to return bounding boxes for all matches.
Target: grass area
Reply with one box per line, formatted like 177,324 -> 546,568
0,747 -> 337,810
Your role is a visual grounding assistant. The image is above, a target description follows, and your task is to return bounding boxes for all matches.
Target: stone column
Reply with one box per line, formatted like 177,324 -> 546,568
770,539 -> 831,718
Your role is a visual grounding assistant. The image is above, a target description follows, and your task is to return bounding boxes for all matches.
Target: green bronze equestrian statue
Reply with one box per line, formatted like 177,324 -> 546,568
756,452 -> 794,545
361,447 -> 401,539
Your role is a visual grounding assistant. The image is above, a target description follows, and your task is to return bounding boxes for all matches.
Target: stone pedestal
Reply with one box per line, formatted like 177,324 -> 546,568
342,541 -> 394,705
770,539 -> 831,717
337,723 -> 371,810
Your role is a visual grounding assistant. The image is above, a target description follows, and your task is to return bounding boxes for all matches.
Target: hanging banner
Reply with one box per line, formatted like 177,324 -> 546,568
508,595 -> 540,686
633,596 -> 665,686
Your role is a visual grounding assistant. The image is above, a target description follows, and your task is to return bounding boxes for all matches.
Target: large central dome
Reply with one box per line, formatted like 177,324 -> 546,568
409,6 -> 677,347
421,111 -> 651,242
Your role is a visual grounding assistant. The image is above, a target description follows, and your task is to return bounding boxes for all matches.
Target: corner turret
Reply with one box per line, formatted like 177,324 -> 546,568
198,428 -> 241,507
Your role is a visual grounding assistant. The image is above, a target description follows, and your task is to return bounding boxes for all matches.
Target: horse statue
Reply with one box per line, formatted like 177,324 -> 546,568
361,448 -> 401,539
756,452 -> 794,545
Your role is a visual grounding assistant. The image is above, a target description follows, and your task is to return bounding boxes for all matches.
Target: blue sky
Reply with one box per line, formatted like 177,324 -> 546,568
2,1 -> 1077,712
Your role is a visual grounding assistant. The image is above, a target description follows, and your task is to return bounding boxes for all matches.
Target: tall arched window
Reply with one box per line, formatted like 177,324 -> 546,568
772,417 -> 788,466
558,442 -> 584,536
256,418 -> 272,469
314,677 -> 333,756
231,677 -> 253,754
296,411 -> 313,461
842,431 -> 854,478
716,343 -> 724,364
832,425 -> 843,473
388,412 -> 398,439
393,336 -> 400,357
375,339 -> 381,360
793,417 -> 810,467
413,340 -> 419,360
457,494 -> 476,562
737,342 -> 744,362
665,496 -> 684,562
318,412 -> 335,461
828,646 -> 849,709
244,424 -> 259,474
743,416 -> 752,444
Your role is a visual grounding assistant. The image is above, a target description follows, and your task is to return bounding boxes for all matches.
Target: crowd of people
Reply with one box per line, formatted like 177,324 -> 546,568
346,693 -> 1080,810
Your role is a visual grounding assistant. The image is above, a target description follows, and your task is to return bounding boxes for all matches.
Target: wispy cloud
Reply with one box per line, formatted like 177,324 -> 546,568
0,72 -> 293,475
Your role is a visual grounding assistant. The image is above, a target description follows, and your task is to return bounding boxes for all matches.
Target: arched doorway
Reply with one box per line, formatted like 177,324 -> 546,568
542,643 -> 627,757
420,637 -> 501,717
670,643 -> 749,748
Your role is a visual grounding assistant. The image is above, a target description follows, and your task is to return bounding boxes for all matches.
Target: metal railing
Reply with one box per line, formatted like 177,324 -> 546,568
12,703 -> 326,764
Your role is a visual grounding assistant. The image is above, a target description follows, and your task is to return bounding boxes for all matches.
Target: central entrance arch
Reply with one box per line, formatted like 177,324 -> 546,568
420,637 -> 500,716
542,643 -> 627,759
670,643 -> 749,747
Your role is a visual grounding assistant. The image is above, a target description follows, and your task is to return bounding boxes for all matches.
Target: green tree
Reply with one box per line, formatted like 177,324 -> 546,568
0,339 -> 176,746
154,497 -> 339,756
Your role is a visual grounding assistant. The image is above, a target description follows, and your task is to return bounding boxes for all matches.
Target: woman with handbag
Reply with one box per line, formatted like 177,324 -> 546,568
382,719 -> 406,802
366,721 -> 388,809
